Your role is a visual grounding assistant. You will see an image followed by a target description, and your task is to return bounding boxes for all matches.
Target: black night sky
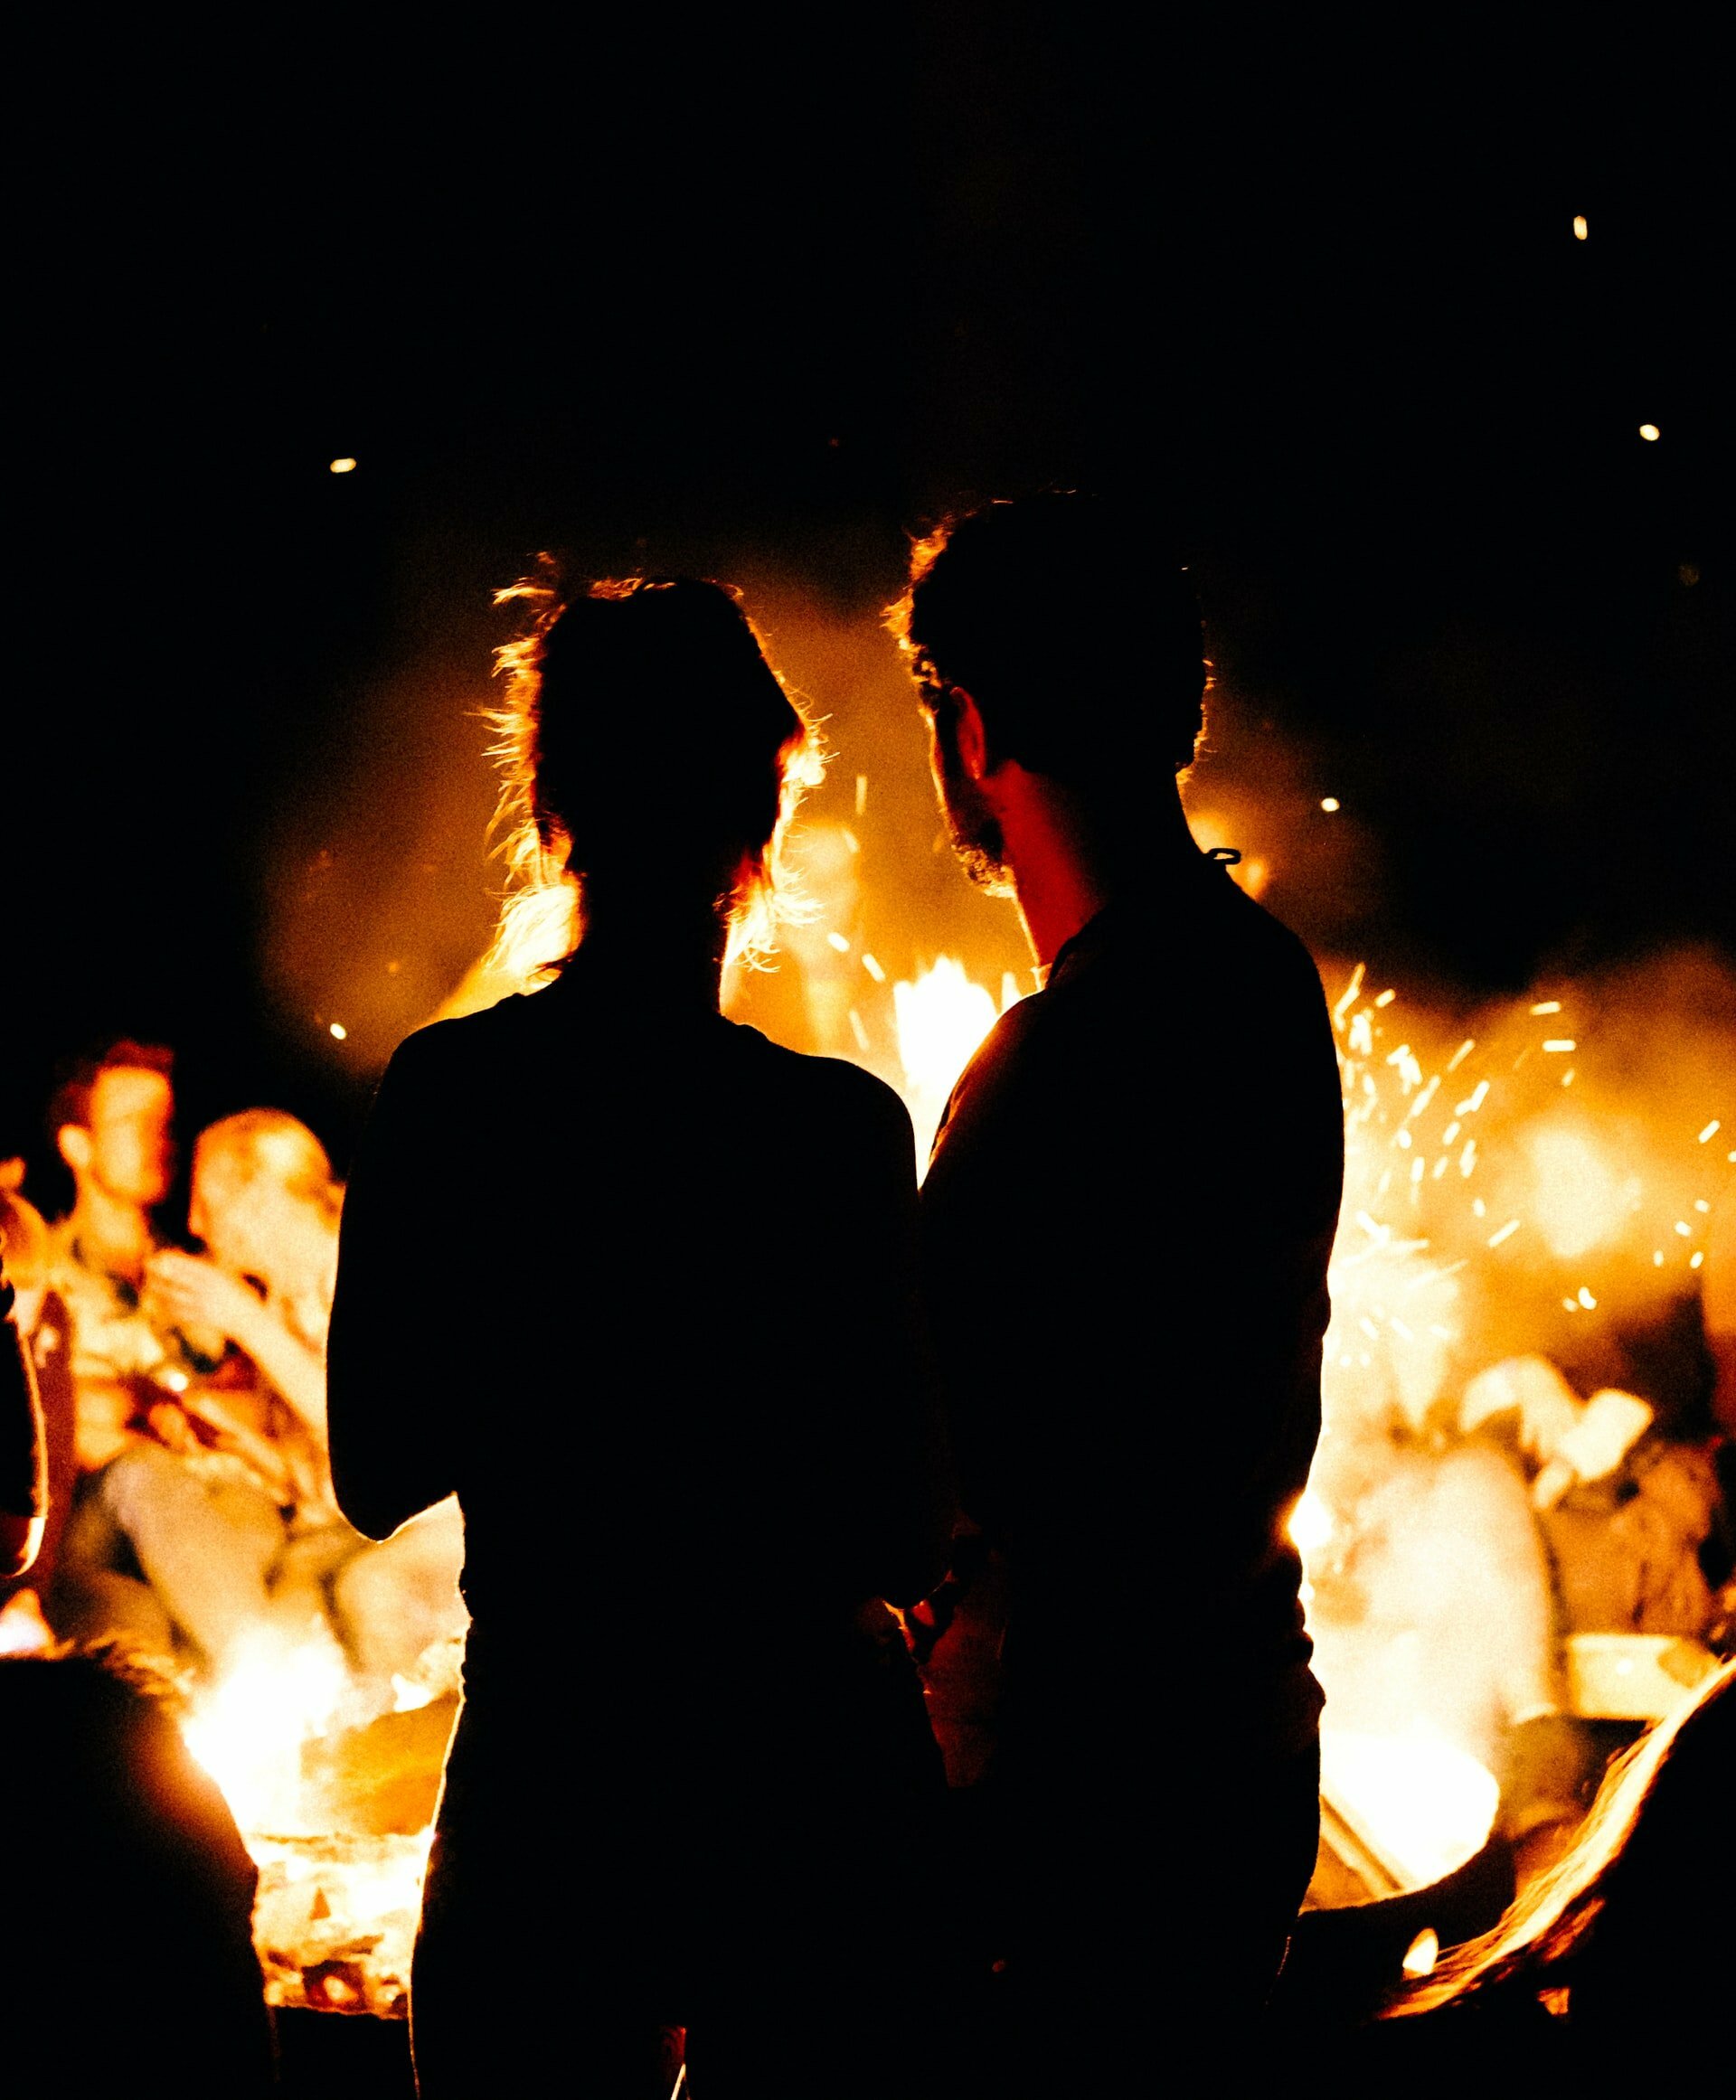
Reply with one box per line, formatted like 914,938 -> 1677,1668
7,24 -> 1728,1198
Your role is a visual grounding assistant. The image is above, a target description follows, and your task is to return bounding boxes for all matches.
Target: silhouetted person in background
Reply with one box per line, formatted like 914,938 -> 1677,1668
895,494 -> 1344,2076
0,1647 -> 276,2095
2,1237 -> 46,1582
328,577 -> 952,2098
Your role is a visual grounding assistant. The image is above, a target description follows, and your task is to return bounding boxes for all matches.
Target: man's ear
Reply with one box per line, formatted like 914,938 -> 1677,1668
952,686 -> 992,782
57,1125 -> 92,1177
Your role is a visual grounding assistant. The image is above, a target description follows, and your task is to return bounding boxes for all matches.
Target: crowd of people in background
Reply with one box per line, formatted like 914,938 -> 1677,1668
1,1043 -> 467,1704
3,494 -> 1730,2094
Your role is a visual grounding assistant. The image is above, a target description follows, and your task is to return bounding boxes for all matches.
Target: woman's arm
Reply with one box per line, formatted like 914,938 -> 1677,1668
326,1032 -> 464,1541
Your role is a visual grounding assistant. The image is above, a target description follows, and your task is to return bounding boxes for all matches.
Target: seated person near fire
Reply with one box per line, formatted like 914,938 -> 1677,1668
52,1078 -> 464,1695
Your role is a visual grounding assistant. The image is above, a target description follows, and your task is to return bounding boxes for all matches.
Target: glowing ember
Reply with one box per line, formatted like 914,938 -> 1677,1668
1401,1926 -> 1440,1976
180,1630 -> 459,2013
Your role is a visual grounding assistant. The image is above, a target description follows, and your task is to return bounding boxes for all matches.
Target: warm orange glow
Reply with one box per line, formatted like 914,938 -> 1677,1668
1401,1927 -> 1440,1977
1288,1489 -> 1334,1555
328,1022 -> 347,1041
1572,215 -> 1588,240
892,957 -> 1002,1169
1320,796 -> 1340,813
183,1629 -> 350,1835
1523,1124 -> 1630,1259
328,457 -> 357,474
1542,1039 -> 1576,1053
1529,1001 -> 1562,1016
1699,1120 -> 1721,1144
1319,1730 -> 1500,1890
1639,424 -> 1660,442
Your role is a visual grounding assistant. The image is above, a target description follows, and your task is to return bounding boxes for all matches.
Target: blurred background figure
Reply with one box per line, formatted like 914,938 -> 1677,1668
42,1041 -> 211,1475
56,1108 -> 465,1699
1,1182 -> 77,1647
0,1645 -> 277,2095
2,1206 -> 47,1581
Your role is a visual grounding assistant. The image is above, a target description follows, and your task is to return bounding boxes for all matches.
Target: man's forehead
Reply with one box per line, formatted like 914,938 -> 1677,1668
90,1066 -> 173,1122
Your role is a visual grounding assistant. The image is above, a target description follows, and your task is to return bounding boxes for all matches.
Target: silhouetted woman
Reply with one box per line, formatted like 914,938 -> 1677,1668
327,578 -> 951,2098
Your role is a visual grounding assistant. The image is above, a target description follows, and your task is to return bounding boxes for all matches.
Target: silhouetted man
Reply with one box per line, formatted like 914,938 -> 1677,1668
898,495 -> 1344,2070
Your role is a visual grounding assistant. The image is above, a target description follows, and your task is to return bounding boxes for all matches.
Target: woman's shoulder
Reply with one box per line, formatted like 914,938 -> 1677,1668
727,1024 -> 915,1143
380,996 -> 541,1081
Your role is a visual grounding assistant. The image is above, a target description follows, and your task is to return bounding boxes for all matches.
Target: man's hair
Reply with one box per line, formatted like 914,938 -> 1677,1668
47,1040 -> 175,1141
892,492 -> 1207,789
195,1109 -> 341,1224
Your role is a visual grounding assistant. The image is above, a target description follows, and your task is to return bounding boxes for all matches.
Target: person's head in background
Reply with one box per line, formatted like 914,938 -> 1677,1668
49,1041 -> 176,1281
489,574 -> 818,993
190,1110 -> 340,1304
892,492 -> 1207,965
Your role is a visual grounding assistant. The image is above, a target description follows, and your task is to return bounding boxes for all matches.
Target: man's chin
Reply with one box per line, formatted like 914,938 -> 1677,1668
957,844 -> 1018,898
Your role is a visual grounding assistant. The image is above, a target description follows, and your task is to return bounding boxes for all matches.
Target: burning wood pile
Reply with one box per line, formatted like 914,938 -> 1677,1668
182,1633 -> 462,2017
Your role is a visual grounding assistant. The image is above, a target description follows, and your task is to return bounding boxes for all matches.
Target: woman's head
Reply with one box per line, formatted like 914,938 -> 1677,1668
490,574 -> 817,975
190,1111 -> 340,1281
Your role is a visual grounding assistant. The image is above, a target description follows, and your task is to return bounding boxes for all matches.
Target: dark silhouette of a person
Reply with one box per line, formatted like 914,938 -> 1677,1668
896,495 -> 1344,2074
328,579 -> 952,2098
0,1648 -> 277,2096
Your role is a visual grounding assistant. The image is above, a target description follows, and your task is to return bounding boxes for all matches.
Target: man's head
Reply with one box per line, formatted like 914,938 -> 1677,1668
51,1043 -> 175,1213
892,493 -> 1206,887
189,1110 -> 338,1280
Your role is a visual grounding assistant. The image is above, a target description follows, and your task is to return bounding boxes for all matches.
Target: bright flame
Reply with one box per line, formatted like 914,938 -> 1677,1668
1572,215 -> 1588,240
892,957 -> 1001,1170
328,457 -> 357,474
182,1628 -> 350,1837
1402,1927 -> 1440,1976
328,1022 -> 347,1041
1320,1728 -> 1500,1890
1639,425 -> 1660,442
1320,796 -> 1340,813
1288,1488 -> 1334,1555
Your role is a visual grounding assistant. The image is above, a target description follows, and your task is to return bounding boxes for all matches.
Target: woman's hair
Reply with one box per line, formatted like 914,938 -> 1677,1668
1389,1657 -> 1734,2020
194,1111 -> 342,1227
487,571 -> 819,981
